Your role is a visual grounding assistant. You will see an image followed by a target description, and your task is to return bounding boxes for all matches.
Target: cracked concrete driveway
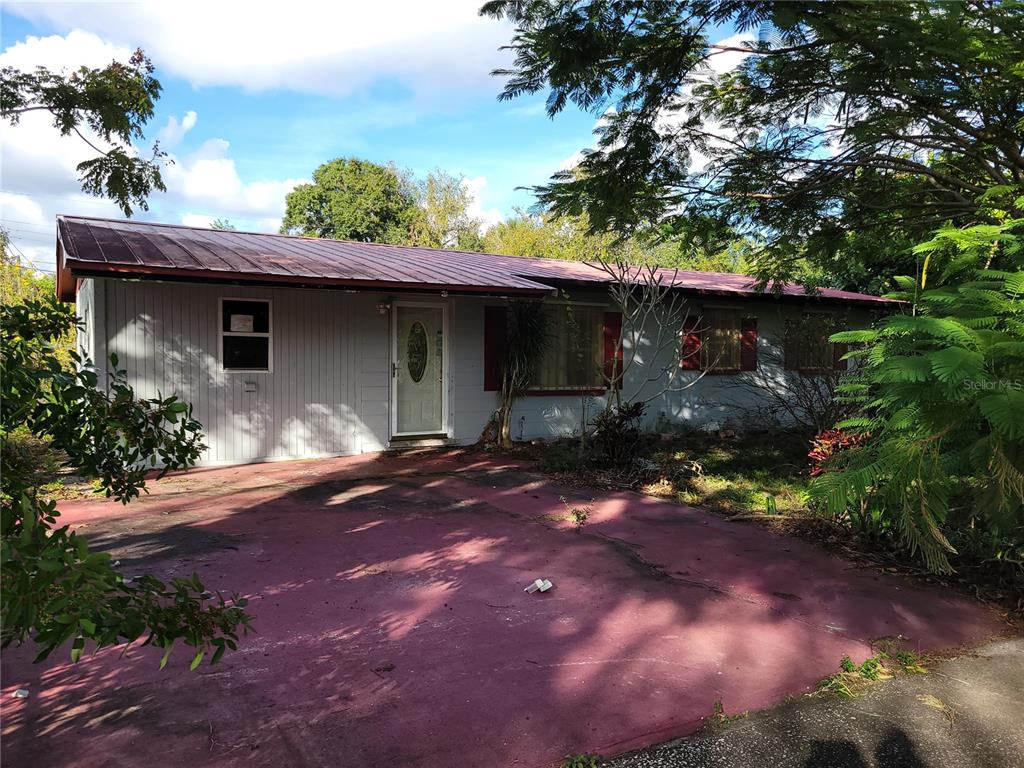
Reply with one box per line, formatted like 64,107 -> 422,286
0,451 -> 1007,768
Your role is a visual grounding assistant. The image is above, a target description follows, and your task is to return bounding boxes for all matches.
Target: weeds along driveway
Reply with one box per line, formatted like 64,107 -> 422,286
1,452 -> 1006,768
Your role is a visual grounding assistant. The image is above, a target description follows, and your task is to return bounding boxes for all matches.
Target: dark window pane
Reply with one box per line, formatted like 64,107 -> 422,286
223,336 -> 269,370
222,300 -> 269,333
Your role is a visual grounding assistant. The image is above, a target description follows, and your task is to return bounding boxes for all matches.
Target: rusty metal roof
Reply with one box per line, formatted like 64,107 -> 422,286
55,216 -> 898,307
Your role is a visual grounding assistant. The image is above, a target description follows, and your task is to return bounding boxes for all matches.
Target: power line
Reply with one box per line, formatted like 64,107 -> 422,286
0,218 -> 52,229
2,226 -> 54,239
0,187 -> 120,206
3,235 -> 56,275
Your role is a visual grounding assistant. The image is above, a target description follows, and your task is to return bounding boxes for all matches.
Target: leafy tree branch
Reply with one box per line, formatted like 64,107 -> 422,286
1,48 -> 167,216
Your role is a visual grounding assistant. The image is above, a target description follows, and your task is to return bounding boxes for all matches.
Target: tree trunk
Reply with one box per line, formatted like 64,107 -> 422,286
498,399 -> 514,449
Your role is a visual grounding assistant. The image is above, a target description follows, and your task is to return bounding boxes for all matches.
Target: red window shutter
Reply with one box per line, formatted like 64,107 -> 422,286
833,342 -> 849,371
740,317 -> 758,371
483,306 -> 507,391
602,311 -> 624,388
681,315 -> 702,370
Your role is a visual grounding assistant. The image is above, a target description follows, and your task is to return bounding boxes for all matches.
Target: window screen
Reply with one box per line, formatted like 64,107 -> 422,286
702,309 -> 741,372
222,299 -> 271,371
532,304 -> 605,389
798,314 -> 837,372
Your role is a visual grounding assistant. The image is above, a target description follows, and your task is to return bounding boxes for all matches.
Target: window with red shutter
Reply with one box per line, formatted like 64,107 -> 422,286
701,309 -> 744,373
483,306 -> 507,391
603,311 -> 623,388
681,315 -> 702,370
740,317 -> 758,371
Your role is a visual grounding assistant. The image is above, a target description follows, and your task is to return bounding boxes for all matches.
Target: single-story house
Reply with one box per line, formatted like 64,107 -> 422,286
55,215 -> 898,465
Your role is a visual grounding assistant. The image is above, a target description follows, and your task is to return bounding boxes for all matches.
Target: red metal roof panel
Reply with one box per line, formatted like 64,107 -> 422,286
55,215 -> 900,307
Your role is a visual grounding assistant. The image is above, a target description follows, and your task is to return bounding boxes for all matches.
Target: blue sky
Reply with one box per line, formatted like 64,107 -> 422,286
0,1 -> 607,271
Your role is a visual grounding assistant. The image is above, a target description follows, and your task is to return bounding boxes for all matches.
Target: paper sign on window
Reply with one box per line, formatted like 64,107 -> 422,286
230,314 -> 254,333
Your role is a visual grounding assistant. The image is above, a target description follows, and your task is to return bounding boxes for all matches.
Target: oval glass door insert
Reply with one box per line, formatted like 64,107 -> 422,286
407,321 -> 428,382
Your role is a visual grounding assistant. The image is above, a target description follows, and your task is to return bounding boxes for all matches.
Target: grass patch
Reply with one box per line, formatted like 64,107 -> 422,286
525,428 -> 813,519
706,699 -> 749,732
816,648 -> 927,700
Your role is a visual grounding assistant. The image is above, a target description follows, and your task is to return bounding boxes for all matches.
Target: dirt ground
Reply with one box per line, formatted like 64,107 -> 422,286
1,451 -> 1009,767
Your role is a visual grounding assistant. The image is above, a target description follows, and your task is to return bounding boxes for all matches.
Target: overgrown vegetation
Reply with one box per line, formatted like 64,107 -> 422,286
483,0 -> 1024,293
559,496 -> 593,532
530,428 -> 812,517
811,219 -> 1024,575
1,298 -> 251,666
526,424 -> 1022,608
708,699 -> 748,731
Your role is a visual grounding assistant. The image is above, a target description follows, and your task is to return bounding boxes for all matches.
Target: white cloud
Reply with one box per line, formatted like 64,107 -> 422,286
157,111 -> 198,147
0,192 -> 46,227
0,32 -> 305,269
180,213 -> 214,228
163,139 -> 303,224
6,1 -> 513,100
558,150 -> 586,172
0,27 -> 129,71
462,176 -> 503,231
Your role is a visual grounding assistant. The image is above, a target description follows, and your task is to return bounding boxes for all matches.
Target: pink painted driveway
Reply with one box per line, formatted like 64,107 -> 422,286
1,452 -> 1005,768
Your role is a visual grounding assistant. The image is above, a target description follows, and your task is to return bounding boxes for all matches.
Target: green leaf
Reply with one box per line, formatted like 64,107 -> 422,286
978,391 -> 1024,440
189,650 -> 204,671
928,347 -> 984,384
876,356 -> 933,383
830,329 -> 877,344
883,316 -> 977,347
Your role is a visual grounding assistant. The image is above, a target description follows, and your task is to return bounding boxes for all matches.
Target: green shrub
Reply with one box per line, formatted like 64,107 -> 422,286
811,219 -> 1024,573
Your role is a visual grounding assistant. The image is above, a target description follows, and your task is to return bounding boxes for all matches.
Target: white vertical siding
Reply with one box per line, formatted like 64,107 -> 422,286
101,279 -> 391,464
94,277 -> 869,465
451,298 -> 499,443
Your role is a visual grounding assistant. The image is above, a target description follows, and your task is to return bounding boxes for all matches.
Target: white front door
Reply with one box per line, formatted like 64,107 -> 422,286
392,303 -> 447,436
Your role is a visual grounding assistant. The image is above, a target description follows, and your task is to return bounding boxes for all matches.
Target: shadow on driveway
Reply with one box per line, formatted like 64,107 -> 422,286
1,451 -> 1008,768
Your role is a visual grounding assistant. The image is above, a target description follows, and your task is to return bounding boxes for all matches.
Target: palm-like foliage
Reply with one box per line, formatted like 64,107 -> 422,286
811,219 -> 1024,572
497,301 -> 549,448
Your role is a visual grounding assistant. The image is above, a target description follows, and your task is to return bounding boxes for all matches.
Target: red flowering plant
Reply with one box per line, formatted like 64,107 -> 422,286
808,429 -> 867,478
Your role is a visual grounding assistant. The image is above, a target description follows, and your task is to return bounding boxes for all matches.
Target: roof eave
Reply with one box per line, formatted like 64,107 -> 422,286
63,259 -> 555,298
534,275 -> 902,309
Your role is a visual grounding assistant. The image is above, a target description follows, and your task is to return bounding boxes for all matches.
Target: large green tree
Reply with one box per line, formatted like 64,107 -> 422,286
408,170 -> 485,251
281,158 -> 420,243
1,48 -> 166,216
282,160 -> 489,250
481,0 -> 1024,291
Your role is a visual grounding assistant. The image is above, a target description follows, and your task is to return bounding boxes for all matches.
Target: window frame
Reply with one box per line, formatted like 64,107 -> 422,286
528,299 -> 608,393
700,304 -> 744,374
795,312 -> 837,374
219,297 -> 273,373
